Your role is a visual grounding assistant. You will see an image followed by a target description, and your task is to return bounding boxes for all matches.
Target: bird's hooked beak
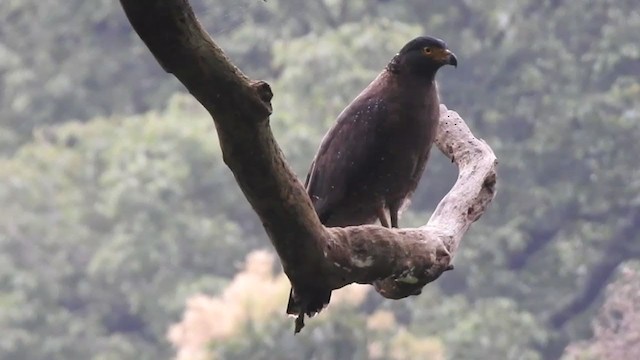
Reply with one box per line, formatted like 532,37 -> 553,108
444,49 -> 458,67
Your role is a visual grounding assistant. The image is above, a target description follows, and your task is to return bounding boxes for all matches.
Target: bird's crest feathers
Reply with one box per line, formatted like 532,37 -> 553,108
387,54 -> 402,73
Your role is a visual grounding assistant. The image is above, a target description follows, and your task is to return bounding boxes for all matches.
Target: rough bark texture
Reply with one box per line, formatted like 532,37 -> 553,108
120,0 -> 498,332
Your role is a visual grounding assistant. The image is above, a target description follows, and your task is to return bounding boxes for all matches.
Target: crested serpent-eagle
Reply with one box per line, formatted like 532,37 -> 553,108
287,36 -> 458,332
307,36 -> 457,228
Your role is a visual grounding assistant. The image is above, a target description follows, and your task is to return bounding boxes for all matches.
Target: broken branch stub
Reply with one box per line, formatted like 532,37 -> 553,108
119,0 -> 498,333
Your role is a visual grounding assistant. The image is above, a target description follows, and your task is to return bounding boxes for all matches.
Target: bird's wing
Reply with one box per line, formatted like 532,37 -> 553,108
306,97 -> 387,222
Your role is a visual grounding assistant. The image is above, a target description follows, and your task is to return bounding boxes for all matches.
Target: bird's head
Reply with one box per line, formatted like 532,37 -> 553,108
389,36 -> 457,78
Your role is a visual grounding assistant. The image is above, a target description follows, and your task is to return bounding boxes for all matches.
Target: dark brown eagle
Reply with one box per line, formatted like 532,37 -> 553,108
287,36 -> 457,332
307,36 -> 457,228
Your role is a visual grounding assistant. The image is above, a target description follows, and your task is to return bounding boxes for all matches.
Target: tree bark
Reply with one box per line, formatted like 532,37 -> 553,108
119,0 -> 498,332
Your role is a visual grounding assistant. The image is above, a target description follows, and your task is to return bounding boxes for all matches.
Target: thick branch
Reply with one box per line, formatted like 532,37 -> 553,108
120,0 -> 328,290
429,105 -> 497,251
120,0 -> 497,331
372,106 -> 498,297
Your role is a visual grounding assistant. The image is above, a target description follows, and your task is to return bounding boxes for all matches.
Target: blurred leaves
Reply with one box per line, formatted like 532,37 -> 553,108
0,94 -> 260,359
563,262 -> 640,360
0,0 -> 639,359
169,251 -> 447,360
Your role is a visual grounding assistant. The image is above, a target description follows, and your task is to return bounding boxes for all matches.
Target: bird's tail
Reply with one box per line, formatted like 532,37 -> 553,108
286,287 -> 332,333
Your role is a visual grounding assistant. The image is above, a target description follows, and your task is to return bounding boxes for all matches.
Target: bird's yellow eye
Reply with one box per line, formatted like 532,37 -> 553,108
423,47 -> 432,55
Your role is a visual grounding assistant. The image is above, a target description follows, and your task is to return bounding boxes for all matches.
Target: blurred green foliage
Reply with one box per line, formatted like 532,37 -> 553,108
561,262 -> 640,360
0,95 -> 262,359
0,0 -> 639,359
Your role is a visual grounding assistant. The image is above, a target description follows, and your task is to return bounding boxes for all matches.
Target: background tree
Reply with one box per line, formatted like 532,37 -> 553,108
562,263 -> 640,360
0,96 -> 262,359
1,0 -> 639,359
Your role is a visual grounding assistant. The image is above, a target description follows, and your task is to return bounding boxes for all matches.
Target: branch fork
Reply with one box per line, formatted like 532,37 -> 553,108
119,0 -> 498,333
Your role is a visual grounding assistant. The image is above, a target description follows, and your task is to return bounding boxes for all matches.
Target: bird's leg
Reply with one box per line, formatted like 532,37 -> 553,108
390,210 -> 399,228
389,201 -> 401,228
377,206 -> 390,228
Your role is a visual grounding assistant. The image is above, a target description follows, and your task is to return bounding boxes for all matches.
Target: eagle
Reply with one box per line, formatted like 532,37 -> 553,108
307,36 -> 457,228
287,36 -> 457,332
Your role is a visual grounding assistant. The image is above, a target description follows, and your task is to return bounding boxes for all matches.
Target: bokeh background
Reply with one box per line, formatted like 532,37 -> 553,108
1,0 -> 639,359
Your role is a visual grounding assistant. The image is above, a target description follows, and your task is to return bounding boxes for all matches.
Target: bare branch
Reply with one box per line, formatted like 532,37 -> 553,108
119,0 -> 497,332
372,106 -> 498,297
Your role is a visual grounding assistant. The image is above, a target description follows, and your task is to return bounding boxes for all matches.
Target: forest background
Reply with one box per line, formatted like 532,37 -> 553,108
1,0 -> 639,359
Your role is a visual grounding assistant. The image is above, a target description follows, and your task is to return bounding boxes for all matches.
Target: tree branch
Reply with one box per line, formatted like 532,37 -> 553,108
120,0 -> 497,331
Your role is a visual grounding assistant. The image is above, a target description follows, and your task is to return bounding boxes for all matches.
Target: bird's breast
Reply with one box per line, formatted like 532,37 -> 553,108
369,83 -> 440,194
385,86 -> 439,142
